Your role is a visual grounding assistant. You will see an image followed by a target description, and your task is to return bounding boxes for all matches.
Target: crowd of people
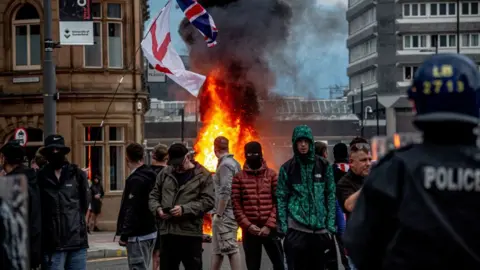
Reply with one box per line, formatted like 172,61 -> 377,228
1,53 -> 480,270
126,126 -> 372,270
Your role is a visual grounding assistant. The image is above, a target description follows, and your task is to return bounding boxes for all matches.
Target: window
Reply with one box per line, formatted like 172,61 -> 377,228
461,33 -> 480,47
403,35 -> 427,49
350,69 -> 377,91
403,3 -> 426,17
83,3 -> 124,69
84,125 -> 126,192
349,8 -> 376,35
107,3 -> 123,68
12,4 -> 41,70
404,66 -> 418,80
461,2 -> 479,16
430,3 -> 456,16
349,38 -> 377,63
436,34 -> 457,47
461,2 -> 479,15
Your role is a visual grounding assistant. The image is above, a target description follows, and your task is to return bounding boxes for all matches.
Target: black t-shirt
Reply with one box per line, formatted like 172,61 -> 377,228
173,168 -> 195,186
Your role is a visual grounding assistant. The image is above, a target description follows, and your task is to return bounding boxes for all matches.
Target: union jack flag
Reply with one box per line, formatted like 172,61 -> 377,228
176,0 -> 218,47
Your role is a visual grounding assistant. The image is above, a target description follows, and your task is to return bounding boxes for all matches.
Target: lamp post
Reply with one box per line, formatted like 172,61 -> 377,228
43,0 -> 57,136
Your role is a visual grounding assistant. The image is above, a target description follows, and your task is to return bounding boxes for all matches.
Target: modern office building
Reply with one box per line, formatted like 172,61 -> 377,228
346,0 -> 480,135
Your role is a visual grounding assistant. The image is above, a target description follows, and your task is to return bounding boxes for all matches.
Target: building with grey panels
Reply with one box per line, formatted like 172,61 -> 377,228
346,0 -> 480,135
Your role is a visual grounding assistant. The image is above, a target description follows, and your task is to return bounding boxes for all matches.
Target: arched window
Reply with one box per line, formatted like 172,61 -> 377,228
12,4 -> 41,70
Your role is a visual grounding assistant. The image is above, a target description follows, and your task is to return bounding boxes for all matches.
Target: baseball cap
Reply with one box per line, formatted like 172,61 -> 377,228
168,143 -> 189,166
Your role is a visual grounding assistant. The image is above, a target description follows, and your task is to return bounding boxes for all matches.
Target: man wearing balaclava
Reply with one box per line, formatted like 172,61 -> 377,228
276,125 -> 337,270
37,135 -> 89,269
231,141 -> 285,270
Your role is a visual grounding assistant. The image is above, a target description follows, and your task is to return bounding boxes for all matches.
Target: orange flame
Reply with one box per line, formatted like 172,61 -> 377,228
195,73 -> 261,242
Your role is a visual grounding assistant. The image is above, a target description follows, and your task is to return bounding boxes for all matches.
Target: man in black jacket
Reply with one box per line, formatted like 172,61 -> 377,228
332,143 -> 349,184
117,143 -> 157,270
37,135 -> 89,270
0,140 -> 42,269
344,54 -> 480,269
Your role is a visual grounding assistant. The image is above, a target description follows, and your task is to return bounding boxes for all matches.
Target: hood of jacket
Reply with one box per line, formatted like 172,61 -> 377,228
291,125 -> 315,163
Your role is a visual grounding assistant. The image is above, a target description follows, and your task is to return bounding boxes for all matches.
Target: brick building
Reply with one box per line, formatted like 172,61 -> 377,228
0,0 -> 149,230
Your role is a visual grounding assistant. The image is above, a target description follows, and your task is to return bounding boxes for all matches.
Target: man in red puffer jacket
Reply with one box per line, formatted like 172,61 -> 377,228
232,141 -> 285,270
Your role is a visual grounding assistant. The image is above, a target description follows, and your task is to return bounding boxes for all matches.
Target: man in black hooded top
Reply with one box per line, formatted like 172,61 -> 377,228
0,140 -> 42,269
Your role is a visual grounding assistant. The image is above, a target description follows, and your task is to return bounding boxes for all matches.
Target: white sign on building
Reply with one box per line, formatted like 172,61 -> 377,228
147,64 -> 166,83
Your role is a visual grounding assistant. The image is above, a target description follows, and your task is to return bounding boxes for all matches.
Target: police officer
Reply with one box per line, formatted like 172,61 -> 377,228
343,54 -> 480,269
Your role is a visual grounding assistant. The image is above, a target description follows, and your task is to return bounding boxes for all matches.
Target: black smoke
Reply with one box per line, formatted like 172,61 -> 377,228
179,0 -> 347,124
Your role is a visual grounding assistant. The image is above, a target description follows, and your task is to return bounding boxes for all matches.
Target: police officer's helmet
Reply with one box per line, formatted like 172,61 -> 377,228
407,54 -> 480,125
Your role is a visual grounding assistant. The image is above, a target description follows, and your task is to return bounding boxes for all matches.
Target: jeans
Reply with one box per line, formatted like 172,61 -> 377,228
43,248 -> 87,270
242,231 -> 285,270
126,238 -> 155,270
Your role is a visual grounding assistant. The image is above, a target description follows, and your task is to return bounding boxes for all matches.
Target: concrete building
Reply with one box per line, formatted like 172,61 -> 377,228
0,0 -> 149,230
346,0 -> 480,135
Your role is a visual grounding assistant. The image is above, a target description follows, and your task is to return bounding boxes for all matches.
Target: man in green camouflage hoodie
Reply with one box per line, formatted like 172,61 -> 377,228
277,125 -> 337,270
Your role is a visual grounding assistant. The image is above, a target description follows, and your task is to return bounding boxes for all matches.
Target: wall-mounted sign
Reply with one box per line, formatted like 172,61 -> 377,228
147,64 -> 166,83
14,128 -> 28,147
12,77 -> 40,84
59,0 -> 93,45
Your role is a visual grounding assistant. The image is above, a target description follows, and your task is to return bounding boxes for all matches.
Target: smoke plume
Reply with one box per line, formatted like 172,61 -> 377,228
179,0 -> 347,100
269,0 -> 348,98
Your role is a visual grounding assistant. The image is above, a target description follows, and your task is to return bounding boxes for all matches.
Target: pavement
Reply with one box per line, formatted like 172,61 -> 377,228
87,232 -> 275,269
87,232 -> 127,260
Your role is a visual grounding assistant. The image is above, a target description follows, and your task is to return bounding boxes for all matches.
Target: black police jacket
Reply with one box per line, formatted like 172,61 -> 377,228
7,165 -> 43,268
344,143 -> 480,270
38,163 -> 89,252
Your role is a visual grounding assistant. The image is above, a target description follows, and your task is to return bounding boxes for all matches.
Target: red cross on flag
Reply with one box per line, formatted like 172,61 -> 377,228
141,0 -> 205,97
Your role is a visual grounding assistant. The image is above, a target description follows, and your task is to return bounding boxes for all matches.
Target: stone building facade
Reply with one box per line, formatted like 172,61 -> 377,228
0,0 -> 149,230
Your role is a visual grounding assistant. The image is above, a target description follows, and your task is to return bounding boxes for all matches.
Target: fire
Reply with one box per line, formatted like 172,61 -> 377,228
194,75 -> 259,171
195,72 -> 261,242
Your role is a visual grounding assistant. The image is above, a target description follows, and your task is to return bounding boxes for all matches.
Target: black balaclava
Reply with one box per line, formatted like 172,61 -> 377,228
46,151 -> 66,169
244,141 -> 263,170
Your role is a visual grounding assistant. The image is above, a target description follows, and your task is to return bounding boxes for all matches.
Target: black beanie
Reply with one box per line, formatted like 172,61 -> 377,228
244,141 -> 262,156
333,143 -> 348,161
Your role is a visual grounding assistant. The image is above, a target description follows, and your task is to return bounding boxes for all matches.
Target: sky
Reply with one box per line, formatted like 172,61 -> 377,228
147,0 -> 349,99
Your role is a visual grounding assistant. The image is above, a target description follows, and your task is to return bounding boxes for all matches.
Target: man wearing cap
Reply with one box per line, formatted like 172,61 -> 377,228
0,140 -> 42,269
37,135 -> 89,269
116,143 -> 157,270
149,143 -> 214,270
211,136 -> 242,270
344,54 -> 480,269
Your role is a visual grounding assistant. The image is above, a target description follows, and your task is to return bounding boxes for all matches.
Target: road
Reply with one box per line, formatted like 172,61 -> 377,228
88,243 -> 275,270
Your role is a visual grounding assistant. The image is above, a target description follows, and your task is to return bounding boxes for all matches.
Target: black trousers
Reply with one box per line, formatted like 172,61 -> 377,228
242,231 -> 285,270
284,229 -> 337,270
160,235 -> 203,270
